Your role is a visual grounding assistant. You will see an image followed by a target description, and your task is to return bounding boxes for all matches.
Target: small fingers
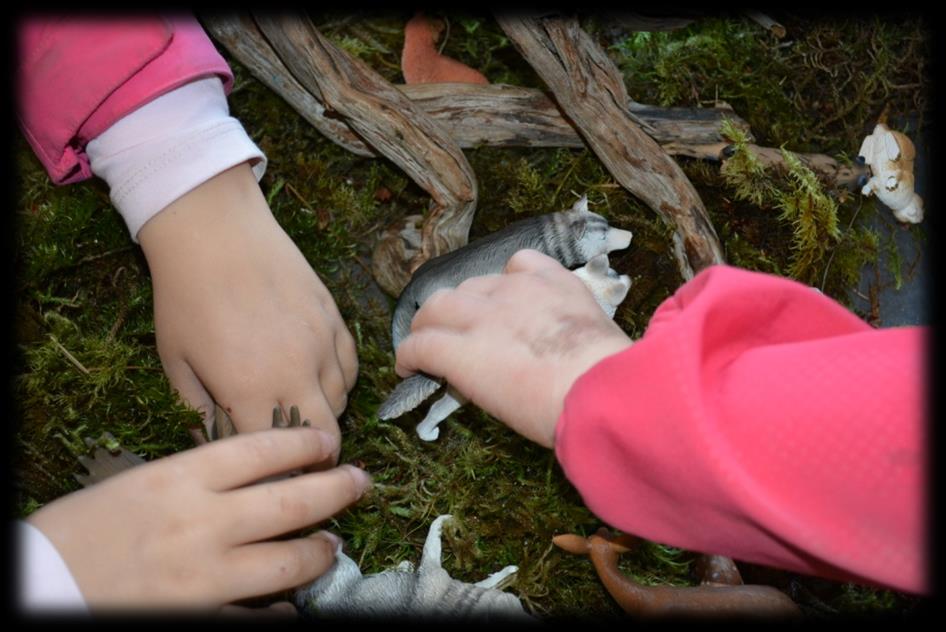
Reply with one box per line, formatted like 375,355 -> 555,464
221,531 -> 342,603
226,396 -> 287,435
177,426 -> 341,491
394,328 -> 464,380
503,249 -> 565,274
317,362 -> 349,418
162,358 -> 216,435
228,466 -> 371,543
334,329 -> 359,392
410,287 -> 491,335
453,273 -> 502,296
310,297 -> 358,393
286,393 -> 340,467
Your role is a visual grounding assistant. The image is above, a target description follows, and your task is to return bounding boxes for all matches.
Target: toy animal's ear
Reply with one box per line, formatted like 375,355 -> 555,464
571,194 -> 590,214
858,132 -> 876,162
883,132 -> 901,161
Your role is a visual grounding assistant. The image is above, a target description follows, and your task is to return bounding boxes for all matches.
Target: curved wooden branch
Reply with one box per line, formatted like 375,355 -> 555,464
203,15 -> 857,289
398,84 -> 752,151
200,15 -> 375,157
727,144 -> 868,190
202,21 -> 855,192
252,14 -> 479,269
496,13 -> 725,279
200,16 -> 753,156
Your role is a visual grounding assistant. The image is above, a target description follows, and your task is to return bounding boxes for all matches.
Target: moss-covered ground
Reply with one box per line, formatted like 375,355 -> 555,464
12,11 -> 929,619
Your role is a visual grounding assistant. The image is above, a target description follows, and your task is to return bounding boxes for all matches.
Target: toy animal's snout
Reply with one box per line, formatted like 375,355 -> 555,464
607,227 -> 633,252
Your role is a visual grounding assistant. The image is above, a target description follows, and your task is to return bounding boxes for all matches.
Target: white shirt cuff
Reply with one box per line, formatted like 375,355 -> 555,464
86,76 -> 267,242
17,521 -> 89,615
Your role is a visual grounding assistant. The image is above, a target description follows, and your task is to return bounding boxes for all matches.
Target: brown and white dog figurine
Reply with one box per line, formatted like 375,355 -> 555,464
857,123 -> 923,224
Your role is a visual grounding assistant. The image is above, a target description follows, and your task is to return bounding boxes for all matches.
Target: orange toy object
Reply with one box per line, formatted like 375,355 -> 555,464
401,13 -> 489,85
553,529 -> 801,619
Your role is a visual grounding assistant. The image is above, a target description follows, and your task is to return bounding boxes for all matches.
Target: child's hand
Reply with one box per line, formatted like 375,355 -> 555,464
394,249 -> 633,448
27,426 -> 371,612
138,163 -> 357,455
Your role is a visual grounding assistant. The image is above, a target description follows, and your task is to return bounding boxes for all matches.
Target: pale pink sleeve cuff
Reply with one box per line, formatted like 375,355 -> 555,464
17,521 -> 89,615
86,76 -> 267,242
17,15 -> 234,185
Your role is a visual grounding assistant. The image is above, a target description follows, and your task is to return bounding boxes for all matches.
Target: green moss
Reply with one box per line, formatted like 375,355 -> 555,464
884,231 -> 905,291
823,222 -> 881,296
719,119 -> 776,205
606,15 -> 930,152
774,149 -> 842,282
718,119 -> 852,285
621,542 -> 694,588
834,583 -> 917,615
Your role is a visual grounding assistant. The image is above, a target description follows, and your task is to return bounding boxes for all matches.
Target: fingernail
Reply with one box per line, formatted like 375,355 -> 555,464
267,601 -> 299,617
313,530 -> 343,550
307,427 -> 340,454
342,464 -> 372,498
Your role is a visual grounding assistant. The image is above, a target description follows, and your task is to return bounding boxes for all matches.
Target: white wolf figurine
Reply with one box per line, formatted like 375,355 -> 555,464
379,195 -> 633,441
294,514 -> 533,622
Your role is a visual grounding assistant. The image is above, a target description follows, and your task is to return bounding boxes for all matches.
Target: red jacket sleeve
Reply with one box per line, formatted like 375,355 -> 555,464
554,264 -> 927,594
17,14 -> 233,184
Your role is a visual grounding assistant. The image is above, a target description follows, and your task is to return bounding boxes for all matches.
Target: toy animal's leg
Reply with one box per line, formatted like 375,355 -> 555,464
418,514 -> 453,571
695,554 -> 743,586
208,404 -> 238,442
474,565 -> 519,589
895,197 -> 924,223
74,433 -> 147,488
416,388 -> 467,441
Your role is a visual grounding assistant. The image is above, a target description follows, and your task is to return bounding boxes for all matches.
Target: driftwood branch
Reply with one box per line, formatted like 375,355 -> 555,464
201,16 -> 753,156
203,14 -> 859,289
203,18 -> 853,191
744,11 -> 786,39
201,15 -> 374,157
678,142 -> 869,189
400,83 -> 752,150
496,13 -> 724,279
250,14 -> 479,273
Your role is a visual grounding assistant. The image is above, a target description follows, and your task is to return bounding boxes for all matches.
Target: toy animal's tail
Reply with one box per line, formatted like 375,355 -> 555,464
378,373 -> 444,420
553,529 -> 801,618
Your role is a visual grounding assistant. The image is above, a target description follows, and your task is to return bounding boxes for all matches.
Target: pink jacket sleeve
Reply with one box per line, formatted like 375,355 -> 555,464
554,264 -> 927,595
17,14 -> 233,184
